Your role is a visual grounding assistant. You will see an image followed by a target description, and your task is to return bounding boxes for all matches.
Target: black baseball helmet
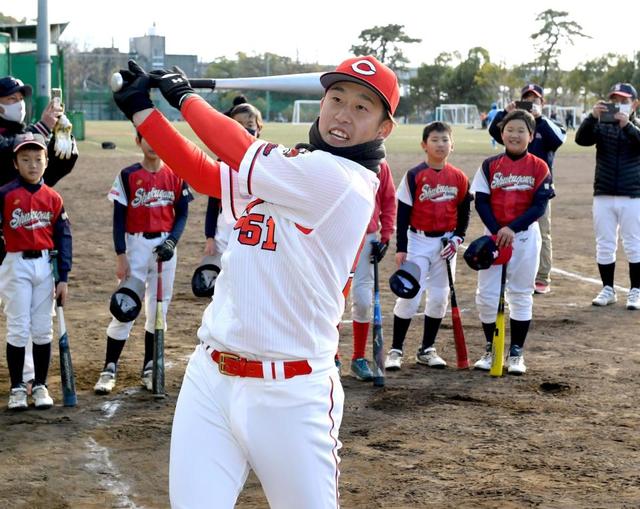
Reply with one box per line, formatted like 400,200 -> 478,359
110,276 -> 144,322
389,260 -> 421,299
191,256 -> 220,298
463,235 -> 513,271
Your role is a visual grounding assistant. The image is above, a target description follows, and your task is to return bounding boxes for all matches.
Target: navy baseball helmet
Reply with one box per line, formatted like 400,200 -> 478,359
463,235 -> 513,271
110,276 -> 145,322
191,256 -> 220,298
389,260 -> 421,299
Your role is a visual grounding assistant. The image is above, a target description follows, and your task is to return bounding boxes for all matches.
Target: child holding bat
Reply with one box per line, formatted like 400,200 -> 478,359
93,131 -> 192,395
0,133 -> 72,410
470,110 -> 553,375
385,122 -> 471,370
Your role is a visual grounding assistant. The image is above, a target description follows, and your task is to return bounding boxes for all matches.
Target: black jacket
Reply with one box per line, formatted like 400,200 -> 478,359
0,117 -> 78,187
575,114 -> 640,197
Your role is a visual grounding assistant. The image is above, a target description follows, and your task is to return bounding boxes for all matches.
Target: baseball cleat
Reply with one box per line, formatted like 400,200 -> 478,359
94,363 -> 117,394
32,384 -> 54,409
534,281 -> 551,294
592,286 -> 617,306
350,358 -> 374,381
415,347 -> 447,368
507,347 -> 527,375
141,361 -> 153,391
626,288 -> 640,310
384,349 -> 403,370
473,343 -> 493,371
8,384 -> 28,411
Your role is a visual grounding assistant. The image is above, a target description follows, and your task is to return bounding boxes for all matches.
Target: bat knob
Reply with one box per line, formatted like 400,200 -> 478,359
373,377 -> 385,388
110,72 -> 124,92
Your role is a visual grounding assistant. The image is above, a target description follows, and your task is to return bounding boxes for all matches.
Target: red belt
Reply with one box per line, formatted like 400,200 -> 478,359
211,350 -> 313,379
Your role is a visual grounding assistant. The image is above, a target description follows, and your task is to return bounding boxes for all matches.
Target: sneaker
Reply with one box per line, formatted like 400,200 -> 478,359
384,349 -> 403,371
534,281 -> 551,294
94,363 -> 117,395
8,384 -> 28,411
592,286 -> 617,306
415,347 -> 447,368
474,344 -> 493,371
32,384 -> 54,409
141,361 -> 153,391
350,358 -> 374,381
507,347 -> 527,375
627,288 -> 640,310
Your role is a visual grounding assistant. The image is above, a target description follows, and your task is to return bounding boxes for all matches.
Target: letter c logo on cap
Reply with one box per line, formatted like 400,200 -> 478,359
351,59 -> 376,76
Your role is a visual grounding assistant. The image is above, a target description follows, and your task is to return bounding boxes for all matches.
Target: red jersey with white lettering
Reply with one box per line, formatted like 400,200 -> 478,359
0,179 -> 63,251
108,163 -> 187,233
470,152 -> 551,226
396,162 -> 469,231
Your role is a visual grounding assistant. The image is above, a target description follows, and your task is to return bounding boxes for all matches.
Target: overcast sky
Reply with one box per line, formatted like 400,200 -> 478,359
2,0 -> 638,70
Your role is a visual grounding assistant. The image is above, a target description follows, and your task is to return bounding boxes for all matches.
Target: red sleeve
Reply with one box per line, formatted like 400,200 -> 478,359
377,161 -> 397,244
181,95 -> 255,170
138,109 -> 222,197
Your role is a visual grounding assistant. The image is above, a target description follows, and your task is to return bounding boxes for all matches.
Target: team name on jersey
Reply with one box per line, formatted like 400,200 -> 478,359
9,208 -> 53,230
418,183 -> 459,202
131,187 -> 175,208
490,172 -> 536,191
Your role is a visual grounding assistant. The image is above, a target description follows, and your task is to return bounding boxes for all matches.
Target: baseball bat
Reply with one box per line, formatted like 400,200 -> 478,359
444,258 -> 469,369
153,260 -> 166,399
110,70 -> 324,95
371,245 -> 385,387
56,296 -> 77,407
490,264 -> 508,377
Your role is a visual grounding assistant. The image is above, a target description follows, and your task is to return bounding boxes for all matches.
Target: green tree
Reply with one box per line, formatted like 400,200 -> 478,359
350,24 -> 421,70
530,9 -> 590,87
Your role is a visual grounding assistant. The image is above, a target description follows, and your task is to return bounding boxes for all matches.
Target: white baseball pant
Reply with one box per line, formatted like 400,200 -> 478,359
107,233 -> 176,340
593,195 -> 640,264
351,232 -> 377,322
476,224 -> 541,322
170,344 -> 343,509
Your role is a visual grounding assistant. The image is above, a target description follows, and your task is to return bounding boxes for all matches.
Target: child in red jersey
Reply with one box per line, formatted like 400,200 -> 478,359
0,133 -> 72,410
384,122 -> 471,370
94,131 -> 193,394
470,110 -> 553,375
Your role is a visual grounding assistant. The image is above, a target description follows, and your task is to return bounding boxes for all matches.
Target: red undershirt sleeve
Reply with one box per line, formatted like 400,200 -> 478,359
138,109 -> 222,198
180,95 -> 255,170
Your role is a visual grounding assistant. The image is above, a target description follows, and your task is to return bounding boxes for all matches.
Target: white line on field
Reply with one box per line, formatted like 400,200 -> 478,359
85,437 -> 142,509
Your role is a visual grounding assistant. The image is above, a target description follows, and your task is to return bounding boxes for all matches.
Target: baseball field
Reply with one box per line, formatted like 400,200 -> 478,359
0,121 -> 638,508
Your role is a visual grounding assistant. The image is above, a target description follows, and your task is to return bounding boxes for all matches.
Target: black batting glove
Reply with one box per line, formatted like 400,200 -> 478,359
113,60 -> 154,120
149,66 -> 195,110
154,238 -> 176,262
370,241 -> 388,263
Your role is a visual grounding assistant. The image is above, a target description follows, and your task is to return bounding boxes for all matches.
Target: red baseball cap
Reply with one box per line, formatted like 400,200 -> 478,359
13,132 -> 47,152
320,56 -> 400,115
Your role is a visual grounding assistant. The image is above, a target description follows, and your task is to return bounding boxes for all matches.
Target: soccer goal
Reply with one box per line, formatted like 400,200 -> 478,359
292,100 -> 321,124
542,105 -> 581,128
435,104 -> 481,128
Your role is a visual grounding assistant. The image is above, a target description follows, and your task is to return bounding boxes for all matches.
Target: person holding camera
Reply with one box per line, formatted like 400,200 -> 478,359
575,83 -> 640,310
489,84 -> 566,295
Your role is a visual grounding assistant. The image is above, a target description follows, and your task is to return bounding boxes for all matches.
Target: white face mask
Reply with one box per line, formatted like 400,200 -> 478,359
531,103 -> 542,115
618,103 -> 632,116
0,100 -> 26,123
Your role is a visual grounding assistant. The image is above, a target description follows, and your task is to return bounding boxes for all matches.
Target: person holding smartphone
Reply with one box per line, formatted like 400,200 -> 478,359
489,84 -> 566,295
575,83 -> 640,310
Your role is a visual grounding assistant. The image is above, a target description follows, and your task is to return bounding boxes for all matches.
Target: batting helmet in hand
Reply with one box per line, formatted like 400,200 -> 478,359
463,235 -> 513,271
389,260 -> 421,299
110,276 -> 145,322
191,256 -> 220,298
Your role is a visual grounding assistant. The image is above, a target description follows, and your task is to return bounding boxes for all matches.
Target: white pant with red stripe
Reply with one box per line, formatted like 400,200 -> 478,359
0,252 -> 54,348
170,344 -> 343,509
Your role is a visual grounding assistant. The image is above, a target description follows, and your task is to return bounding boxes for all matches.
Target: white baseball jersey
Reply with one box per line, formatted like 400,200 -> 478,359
200,140 -> 379,361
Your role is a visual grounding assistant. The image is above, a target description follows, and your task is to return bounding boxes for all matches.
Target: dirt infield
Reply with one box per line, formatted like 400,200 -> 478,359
1,135 -> 639,508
